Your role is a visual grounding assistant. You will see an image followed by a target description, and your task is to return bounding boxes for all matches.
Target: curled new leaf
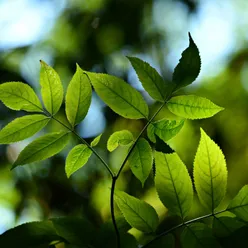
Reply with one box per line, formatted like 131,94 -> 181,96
167,95 -> 224,119
86,72 -> 149,119
13,131 -> 70,168
115,190 -> 159,233
155,152 -> 193,219
65,64 -> 92,127
194,128 -> 227,211
90,133 -> 102,147
0,114 -> 50,144
40,60 -> 64,115
0,82 -> 43,112
173,33 -> 201,90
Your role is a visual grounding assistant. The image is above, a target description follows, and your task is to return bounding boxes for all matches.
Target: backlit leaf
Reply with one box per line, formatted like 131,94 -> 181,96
167,95 -> 224,119
0,115 -> 50,144
194,128 -> 227,211
0,82 -> 43,112
40,60 -> 64,115
65,64 -> 92,127
173,33 -> 201,90
155,152 -> 193,219
107,130 -> 134,152
90,133 -> 102,147
86,72 -> 149,119
13,131 -> 70,168
65,144 -> 92,177
128,138 -> 153,187
115,190 -> 159,233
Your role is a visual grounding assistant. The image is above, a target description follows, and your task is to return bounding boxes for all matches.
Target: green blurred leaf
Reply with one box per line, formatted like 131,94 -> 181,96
147,119 -> 184,143
40,60 -> 64,115
127,56 -> 170,102
167,95 -> 224,119
0,114 -> 50,144
194,128 -> 227,211
115,190 -> 159,233
172,33 -> 201,90
145,233 -> 175,248
155,152 -> 193,219
65,64 -> 92,127
227,185 -> 248,221
86,72 -> 149,119
181,223 -> 221,248
65,144 -> 92,177
90,133 -> 102,147
0,82 -> 43,112
107,130 -> 134,152
128,138 -> 153,187
13,131 -> 70,168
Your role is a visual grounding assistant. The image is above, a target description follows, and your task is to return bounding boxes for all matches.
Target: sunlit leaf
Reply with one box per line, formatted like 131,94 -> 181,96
65,144 -> 92,177
0,115 -> 50,144
147,119 -> 184,143
115,190 -> 159,233
227,185 -> 248,221
155,152 -> 193,219
0,82 -> 43,112
40,60 -> 64,115
107,130 -> 134,152
167,95 -> 224,119
172,33 -> 201,90
194,128 -> 227,211
181,223 -> 221,248
127,56 -> 171,101
90,133 -> 102,147
128,138 -> 153,187
13,131 -> 70,168
86,72 -> 149,119
65,64 -> 92,127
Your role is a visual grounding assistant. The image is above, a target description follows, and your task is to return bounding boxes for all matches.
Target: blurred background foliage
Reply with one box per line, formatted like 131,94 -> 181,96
1,0 -> 248,244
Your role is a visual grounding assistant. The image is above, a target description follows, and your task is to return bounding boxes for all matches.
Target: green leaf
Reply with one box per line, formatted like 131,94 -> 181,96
90,133 -> 102,147
128,138 -> 153,187
0,221 -> 59,248
127,56 -> 170,102
86,72 -> 149,119
145,234 -> 175,248
167,95 -> 224,120
194,128 -> 227,211
40,60 -> 64,115
13,131 -> 70,168
115,190 -> 159,233
155,152 -> 193,219
181,223 -> 221,248
0,82 -> 43,112
147,119 -> 184,143
227,185 -> 248,221
0,114 -> 50,144
172,33 -> 201,90
65,64 -> 92,127
65,144 -> 92,177
107,130 -> 134,152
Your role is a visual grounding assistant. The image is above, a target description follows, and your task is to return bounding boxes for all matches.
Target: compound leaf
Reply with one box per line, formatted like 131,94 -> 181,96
115,190 -> 159,233
128,138 -> 153,187
194,128 -> 227,211
0,82 -> 43,112
40,60 -> 64,115
65,64 -> 92,127
227,185 -> 248,221
147,119 -> 184,143
155,152 -> 193,219
86,72 -> 149,119
167,95 -> 224,120
65,144 -> 92,177
0,115 -> 50,144
13,131 -> 70,168
173,33 -> 201,90
90,133 -> 102,147
127,56 -> 169,102
181,223 -> 221,248
107,130 -> 134,152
